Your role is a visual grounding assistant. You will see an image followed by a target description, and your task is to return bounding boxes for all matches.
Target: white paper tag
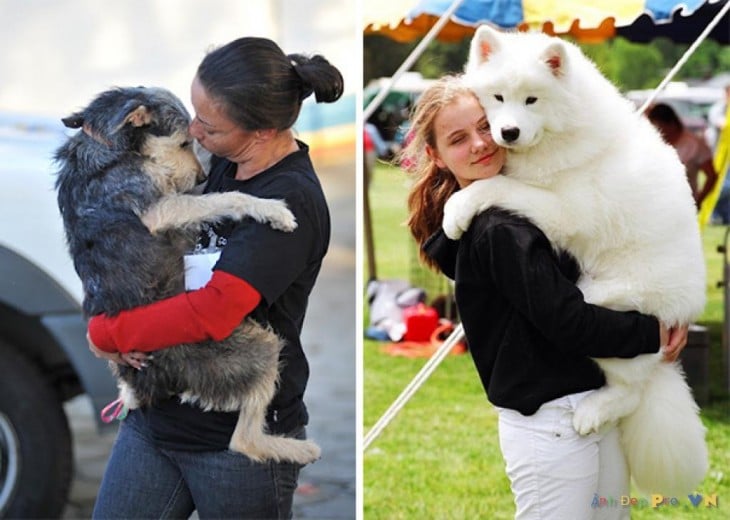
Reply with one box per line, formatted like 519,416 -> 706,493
184,251 -> 221,290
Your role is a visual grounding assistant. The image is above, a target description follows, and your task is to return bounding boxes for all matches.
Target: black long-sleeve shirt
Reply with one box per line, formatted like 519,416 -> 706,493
424,208 -> 660,415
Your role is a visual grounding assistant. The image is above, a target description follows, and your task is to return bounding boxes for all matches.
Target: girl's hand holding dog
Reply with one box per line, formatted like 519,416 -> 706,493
659,323 -> 689,363
87,332 -> 149,370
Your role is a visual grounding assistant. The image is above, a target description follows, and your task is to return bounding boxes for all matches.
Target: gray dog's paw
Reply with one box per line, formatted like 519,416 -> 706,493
265,200 -> 297,232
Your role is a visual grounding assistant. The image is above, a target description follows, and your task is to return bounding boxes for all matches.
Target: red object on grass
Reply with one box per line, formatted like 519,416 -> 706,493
382,321 -> 467,358
402,303 -> 439,342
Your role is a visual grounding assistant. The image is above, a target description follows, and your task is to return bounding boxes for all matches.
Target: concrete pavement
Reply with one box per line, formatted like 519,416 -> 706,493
61,158 -> 357,519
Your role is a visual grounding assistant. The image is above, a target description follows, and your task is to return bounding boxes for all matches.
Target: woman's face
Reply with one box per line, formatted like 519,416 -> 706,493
189,75 -> 257,160
426,94 -> 506,188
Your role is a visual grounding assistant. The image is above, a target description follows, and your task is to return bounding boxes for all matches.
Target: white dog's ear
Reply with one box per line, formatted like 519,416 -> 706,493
540,42 -> 567,77
467,25 -> 501,71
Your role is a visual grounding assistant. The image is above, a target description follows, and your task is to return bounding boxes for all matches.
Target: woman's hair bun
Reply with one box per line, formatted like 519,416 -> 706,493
289,53 -> 344,103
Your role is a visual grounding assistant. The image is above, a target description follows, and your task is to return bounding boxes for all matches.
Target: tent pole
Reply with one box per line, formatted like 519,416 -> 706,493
364,323 -> 465,451
363,152 -> 377,281
363,0 -> 465,122
638,0 -> 730,114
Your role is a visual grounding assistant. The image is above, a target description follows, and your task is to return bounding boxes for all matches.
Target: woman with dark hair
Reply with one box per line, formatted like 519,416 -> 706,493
647,102 -> 718,208
87,37 -> 343,519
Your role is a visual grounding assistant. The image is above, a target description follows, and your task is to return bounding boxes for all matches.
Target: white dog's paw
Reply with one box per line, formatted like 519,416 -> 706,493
443,178 -> 504,239
443,191 -> 476,239
572,399 -> 606,435
258,199 -> 298,232
577,276 -> 634,310
576,275 -> 602,305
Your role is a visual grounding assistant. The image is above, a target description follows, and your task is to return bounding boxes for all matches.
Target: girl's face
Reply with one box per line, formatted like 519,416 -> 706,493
189,75 -> 257,161
426,94 -> 506,188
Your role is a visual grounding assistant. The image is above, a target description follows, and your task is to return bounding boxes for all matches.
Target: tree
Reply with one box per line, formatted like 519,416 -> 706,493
365,33 -> 728,92
364,35 -> 416,85
586,38 -> 665,90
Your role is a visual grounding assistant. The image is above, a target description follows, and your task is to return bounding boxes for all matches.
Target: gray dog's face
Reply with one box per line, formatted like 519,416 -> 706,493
63,86 -> 204,194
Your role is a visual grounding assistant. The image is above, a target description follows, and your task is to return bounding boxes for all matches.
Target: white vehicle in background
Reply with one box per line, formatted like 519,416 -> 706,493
0,112 -> 116,518
625,80 -> 725,136
364,72 -> 436,158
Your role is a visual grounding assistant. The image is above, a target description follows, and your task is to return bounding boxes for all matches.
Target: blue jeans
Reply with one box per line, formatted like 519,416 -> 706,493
92,411 -> 303,519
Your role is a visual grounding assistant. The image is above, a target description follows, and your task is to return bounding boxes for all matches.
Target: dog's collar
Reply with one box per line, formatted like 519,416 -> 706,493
82,123 -> 112,147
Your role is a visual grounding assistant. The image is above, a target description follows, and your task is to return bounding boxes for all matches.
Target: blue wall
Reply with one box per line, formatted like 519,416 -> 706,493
295,93 -> 355,133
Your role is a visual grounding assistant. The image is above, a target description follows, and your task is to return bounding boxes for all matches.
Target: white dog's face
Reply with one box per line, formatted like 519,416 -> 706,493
464,26 -> 573,152
469,76 -> 550,150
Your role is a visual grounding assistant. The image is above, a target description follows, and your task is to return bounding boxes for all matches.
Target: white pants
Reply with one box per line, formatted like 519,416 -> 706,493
497,391 -> 630,520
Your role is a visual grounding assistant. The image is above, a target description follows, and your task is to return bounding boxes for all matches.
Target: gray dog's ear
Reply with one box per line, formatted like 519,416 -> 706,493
122,105 -> 154,127
110,101 -> 156,134
61,113 -> 84,129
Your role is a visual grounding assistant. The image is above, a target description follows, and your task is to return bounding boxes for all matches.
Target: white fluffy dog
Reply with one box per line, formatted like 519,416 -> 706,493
443,25 -> 708,495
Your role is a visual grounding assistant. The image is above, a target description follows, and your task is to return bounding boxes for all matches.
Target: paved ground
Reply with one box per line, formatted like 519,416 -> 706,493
61,158 -> 357,519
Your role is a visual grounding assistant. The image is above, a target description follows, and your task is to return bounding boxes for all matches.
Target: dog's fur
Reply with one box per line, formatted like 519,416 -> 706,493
55,86 -> 320,464
443,26 -> 708,495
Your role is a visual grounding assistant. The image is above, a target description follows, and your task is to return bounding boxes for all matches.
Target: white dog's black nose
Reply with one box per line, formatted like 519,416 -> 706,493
501,127 -> 520,143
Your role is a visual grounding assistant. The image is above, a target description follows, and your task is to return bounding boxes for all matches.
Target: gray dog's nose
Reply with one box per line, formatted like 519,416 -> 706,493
501,127 -> 520,143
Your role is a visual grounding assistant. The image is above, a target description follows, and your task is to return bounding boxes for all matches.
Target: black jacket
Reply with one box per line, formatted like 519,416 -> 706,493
424,208 -> 660,415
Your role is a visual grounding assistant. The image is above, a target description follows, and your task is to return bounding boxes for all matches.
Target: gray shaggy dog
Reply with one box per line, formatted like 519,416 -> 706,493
54,86 -> 320,464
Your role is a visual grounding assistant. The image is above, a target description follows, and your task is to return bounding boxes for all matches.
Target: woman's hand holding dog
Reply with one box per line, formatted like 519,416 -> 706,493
87,332 -> 148,369
659,323 -> 689,363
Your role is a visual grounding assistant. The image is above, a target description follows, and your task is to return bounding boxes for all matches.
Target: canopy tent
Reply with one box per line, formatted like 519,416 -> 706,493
620,0 -> 730,43
363,0 -> 729,124
365,0 -> 730,44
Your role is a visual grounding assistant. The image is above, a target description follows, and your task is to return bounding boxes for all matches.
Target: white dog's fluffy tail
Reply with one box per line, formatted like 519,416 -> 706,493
620,362 -> 707,496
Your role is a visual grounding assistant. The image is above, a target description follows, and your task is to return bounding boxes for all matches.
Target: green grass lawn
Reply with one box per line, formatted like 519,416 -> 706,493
363,163 -> 730,519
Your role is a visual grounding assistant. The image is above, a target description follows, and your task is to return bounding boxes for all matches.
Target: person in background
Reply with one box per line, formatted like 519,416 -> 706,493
365,121 -> 393,159
708,83 -> 730,150
647,102 -> 718,209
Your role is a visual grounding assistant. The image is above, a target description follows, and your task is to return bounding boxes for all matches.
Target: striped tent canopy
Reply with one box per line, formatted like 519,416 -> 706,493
364,0 -> 730,43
